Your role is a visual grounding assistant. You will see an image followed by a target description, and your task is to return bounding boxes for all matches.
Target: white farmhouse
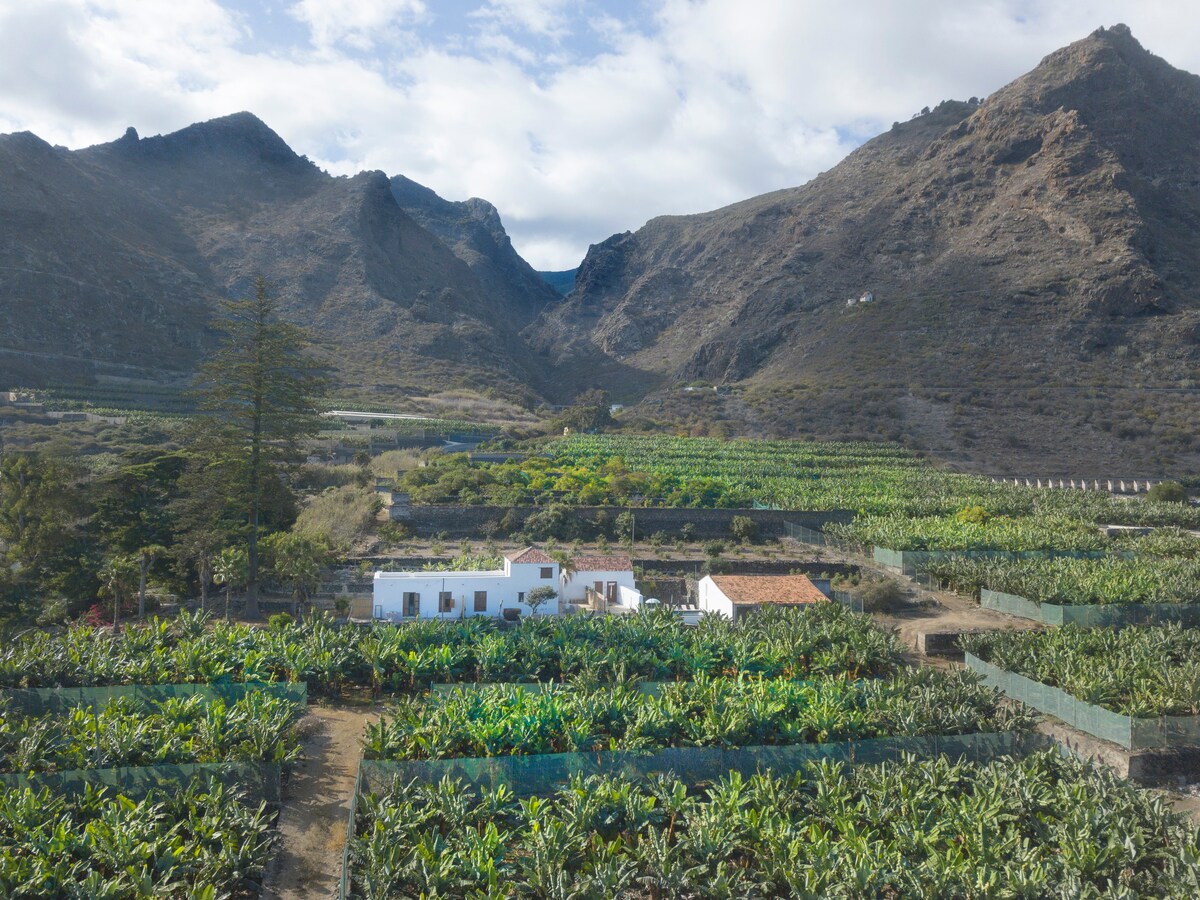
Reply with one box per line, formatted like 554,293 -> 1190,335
372,548 -> 561,621
562,555 -> 643,613
697,574 -> 829,621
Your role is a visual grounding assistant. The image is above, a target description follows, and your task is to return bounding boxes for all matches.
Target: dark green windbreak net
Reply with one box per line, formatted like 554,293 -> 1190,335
357,731 -> 1050,799
0,681 -> 307,715
0,761 -> 282,804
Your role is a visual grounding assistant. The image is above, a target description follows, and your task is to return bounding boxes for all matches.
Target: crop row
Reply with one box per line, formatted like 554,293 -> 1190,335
923,555 -> 1200,606
827,513 -> 1109,552
363,670 -> 1030,761
0,778 -> 273,897
542,435 -> 1200,525
0,690 -> 301,774
961,625 -> 1200,717
0,607 -> 903,693
348,751 -> 1200,898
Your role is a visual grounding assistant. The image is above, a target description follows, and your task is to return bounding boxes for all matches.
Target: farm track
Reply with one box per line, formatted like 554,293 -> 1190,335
785,538 -> 1041,665
263,702 -> 382,900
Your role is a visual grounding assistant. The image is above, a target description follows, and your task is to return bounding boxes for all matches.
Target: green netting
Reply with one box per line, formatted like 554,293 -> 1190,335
980,589 -> 1200,627
965,653 -> 1200,750
339,765 -> 363,900
875,547 -> 1106,576
0,681 -> 307,715
355,731 -> 1050,799
0,761 -> 282,804
341,730 -> 1050,897
430,681 -> 671,697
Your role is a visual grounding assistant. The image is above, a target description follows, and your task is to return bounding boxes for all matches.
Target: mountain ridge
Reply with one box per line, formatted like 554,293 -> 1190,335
536,24 -> 1200,472
2,26 -> 1198,473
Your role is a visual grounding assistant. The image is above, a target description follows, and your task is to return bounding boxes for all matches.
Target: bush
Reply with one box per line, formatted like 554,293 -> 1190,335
524,503 -> 580,541
703,541 -> 726,558
1147,481 -> 1188,504
268,612 -> 295,630
730,515 -> 758,544
852,578 -> 905,613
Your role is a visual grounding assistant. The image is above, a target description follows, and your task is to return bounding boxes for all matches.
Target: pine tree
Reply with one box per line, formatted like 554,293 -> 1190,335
192,278 -> 328,617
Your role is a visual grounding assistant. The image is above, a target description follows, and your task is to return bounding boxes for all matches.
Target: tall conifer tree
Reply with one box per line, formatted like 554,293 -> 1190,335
192,278 -> 328,617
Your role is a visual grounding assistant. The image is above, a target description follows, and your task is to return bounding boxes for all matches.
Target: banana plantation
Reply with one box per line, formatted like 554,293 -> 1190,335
0,779 -> 274,898
0,606 -> 902,693
363,671 -> 1031,761
962,625 -> 1200,718
348,752 -> 1200,899
0,690 -> 301,773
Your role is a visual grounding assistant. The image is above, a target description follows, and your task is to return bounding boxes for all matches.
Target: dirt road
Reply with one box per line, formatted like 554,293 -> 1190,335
262,703 -> 381,900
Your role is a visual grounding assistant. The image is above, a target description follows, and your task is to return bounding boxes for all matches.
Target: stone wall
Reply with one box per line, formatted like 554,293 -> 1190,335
392,505 -> 853,539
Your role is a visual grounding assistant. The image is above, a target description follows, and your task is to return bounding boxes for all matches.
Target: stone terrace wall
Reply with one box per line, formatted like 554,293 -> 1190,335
394,505 -> 853,539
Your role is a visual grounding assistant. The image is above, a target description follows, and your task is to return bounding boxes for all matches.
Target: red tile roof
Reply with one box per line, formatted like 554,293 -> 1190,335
708,574 -> 828,606
505,548 -> 556,565
572,555 -> 633,572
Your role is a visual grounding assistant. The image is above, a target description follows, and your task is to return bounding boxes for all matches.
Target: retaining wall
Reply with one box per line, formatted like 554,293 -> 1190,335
393,505 -> 853,538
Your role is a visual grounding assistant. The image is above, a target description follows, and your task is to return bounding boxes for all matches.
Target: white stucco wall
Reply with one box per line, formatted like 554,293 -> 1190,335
563,569 -> 638,603
373,560 -> 560,620
696,576 -> 734,619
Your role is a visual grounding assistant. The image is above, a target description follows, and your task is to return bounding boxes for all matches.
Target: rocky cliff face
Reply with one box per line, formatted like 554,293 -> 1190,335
536,26 -> 1200,473
389,174 -> 560,325
0,113 -> 555,399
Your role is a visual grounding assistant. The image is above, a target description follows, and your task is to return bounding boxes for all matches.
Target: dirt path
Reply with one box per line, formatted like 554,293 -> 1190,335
263,703 -> 381,900
791,538 -> 1041,663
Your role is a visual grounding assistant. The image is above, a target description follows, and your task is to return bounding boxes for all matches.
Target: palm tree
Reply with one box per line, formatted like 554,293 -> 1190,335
213,546 -> 249,621
135,544 -> 167,620
100,554 -> 138,634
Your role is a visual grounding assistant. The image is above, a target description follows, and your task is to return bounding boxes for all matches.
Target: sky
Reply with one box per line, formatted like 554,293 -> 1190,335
1,2 -> 1199,270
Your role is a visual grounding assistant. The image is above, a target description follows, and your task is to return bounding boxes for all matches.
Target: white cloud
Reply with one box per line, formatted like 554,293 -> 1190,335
473,0 -> 573,39
289,0 -> 426,51
1,1 -> 1200,268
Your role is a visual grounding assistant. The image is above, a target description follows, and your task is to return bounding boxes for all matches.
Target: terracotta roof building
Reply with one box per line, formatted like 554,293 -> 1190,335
698,574 -> 829,620
504,548 -> 556,565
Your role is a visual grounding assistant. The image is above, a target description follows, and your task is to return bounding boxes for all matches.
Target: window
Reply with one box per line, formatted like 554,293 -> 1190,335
439,591 -> 453,612
518,591 -> 525,603
474,590 -> 488,612
540,567 -> 553,579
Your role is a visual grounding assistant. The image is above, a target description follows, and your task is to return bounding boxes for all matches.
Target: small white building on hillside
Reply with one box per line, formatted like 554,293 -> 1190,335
697,574 -> 829,621
562,554 -> 643,613
372,548 -> 560,621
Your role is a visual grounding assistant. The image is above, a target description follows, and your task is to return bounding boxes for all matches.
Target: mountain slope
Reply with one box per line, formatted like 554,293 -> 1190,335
389,175 -> 560,325
537,25 -> 1200,473
0,113 -> 554,400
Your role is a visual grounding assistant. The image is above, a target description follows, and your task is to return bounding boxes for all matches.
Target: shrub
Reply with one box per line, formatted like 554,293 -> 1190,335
524,503 -> 579,541
1147,481 -> 1187,504
730,515 -> 758,544
852,577 -> 906,612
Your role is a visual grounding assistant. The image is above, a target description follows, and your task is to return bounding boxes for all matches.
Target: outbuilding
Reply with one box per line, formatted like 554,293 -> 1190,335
562,554 -> 643,612
696,574 -> 829,621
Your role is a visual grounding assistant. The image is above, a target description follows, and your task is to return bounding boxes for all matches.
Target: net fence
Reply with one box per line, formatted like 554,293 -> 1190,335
0,681 -> 307,715
355,731 -> 1049,799
980,589 -> 1200,627
339,730 -> 1048,898
874,548 -> 1107,577
965,652 -> 1200,750
0,761 -> 282,805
